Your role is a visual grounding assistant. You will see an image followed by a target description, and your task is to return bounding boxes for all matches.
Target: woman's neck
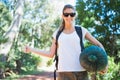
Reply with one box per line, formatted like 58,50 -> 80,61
63,23 -> 75,34
64,23 -> 74,30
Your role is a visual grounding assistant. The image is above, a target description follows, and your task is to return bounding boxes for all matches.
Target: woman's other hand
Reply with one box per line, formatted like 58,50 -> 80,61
99,65 -> 108,75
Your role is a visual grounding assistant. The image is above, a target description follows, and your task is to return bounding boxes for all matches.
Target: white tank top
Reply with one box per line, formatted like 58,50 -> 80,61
52,27 -> 88,72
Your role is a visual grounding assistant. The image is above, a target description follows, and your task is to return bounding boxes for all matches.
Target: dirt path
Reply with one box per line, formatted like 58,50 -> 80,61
18,71 -> 55,80
18,58 -> 56,80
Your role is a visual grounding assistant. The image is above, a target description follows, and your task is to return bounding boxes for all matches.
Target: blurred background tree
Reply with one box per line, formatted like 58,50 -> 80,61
76,0 -> 120,61
0,0 -> 75,79
76,0 -> 120,80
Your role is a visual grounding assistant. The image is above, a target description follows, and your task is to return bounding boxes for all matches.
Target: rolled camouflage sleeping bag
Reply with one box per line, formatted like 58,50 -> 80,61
80,45 -> 108,72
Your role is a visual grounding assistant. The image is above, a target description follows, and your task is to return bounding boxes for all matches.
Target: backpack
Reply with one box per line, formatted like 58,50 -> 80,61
54,26 -> 84,80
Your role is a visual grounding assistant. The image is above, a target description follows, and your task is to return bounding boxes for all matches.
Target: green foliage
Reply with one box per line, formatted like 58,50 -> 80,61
95,56 -> 120,80
0,2 -> 12,31
0,2 -> 12,44
20,0 -> 58,49
76,0 -> 120,79
0,35 -> 8,44
7,48 -> 42,71
76,0 -> 120,63
20,53 -> 42,71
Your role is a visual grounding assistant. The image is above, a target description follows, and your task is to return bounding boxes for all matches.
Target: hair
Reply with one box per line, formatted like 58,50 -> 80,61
59,4 -> 75,31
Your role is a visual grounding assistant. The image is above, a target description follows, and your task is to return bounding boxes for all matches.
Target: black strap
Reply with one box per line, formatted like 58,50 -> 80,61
54,29 -> 63,69
54,70 -> 57,80
54,29 -> 63,80
75,26 -> 84,51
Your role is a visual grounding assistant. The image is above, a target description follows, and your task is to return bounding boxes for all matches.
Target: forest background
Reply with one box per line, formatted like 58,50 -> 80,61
0,0 -> 120,80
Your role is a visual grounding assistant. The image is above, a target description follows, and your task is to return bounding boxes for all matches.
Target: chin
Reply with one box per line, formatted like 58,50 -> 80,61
66,20 -> 73,23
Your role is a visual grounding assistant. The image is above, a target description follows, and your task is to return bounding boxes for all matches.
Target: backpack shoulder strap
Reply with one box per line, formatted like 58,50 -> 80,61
54,29 -> 63,80
54,29 -> 62,68
75,25 -> 84,51
56,30 -> 62,45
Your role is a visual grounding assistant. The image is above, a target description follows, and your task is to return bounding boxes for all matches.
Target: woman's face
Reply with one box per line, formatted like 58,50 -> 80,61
62,8 -> 76,24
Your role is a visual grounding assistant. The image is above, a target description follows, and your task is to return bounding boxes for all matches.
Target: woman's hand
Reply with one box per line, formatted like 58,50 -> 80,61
99,65 -> 108,75
24,46 -> 31,53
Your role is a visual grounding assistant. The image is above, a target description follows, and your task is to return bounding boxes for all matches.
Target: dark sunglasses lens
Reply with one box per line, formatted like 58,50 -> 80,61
63,13 -> 69,17
70,13 -> 76,17
63,13 -> 76,17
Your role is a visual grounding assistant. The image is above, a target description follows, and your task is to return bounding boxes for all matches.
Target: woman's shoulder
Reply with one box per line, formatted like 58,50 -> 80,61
75,25 -> 88,35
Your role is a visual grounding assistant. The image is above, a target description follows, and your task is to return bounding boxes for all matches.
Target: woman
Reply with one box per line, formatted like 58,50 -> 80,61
25,4 -> 107,80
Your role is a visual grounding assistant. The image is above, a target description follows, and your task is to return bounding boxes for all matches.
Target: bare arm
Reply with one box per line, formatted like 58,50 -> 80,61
25,39 -> 56,58
85,32 -> 104,50
85,32 -> 108,74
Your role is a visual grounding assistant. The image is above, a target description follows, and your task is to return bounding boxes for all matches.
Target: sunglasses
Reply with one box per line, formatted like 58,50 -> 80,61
63,13 -> 76,17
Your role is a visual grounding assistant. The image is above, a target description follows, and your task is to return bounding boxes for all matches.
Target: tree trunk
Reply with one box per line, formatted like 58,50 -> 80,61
0,0 -> 24,78
0,0 -> 24,55
15,59 -> 22,73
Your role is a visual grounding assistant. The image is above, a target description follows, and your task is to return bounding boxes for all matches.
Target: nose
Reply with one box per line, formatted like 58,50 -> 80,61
68,15 -> 71,18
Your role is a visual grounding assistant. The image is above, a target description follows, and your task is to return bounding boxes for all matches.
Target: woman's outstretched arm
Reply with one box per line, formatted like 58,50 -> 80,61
24,39 -> 56,58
